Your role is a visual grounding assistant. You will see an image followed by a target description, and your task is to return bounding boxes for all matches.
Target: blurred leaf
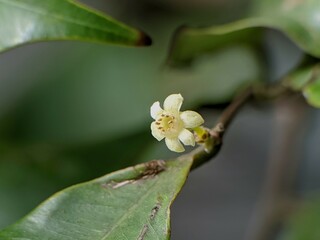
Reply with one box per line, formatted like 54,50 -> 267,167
282,197 -> 320,240
2,45 -> 157,144
0,158 -> 193,240
61,129 -> 153,174
303,77 -> 320,108
284,65 -> 315,91
169,0 -> 320,65
250,0 -> 320,57
284,63 -> 320,108
163,45 -> 262,105
168,22 -> 263,66
0,0 -> 151,53
1,42 -> 261,144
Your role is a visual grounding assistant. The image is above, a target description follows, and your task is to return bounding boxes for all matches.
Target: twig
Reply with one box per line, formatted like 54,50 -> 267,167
179,87 -> 251,169
180,83 -> 292,170
216,86 -> 253,132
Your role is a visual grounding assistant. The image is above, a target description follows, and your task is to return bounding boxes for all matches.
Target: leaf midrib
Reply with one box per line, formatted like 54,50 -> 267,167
101,178 -> 161,240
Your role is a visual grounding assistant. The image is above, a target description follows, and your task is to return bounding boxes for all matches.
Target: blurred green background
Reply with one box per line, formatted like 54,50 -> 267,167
1,0 -> 319,239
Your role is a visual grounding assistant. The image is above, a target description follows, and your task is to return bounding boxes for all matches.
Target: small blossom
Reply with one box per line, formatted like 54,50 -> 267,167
150,94 -> 204,152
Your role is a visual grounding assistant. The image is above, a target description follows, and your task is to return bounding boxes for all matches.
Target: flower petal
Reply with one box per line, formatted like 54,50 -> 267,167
150,101 -> 163,120
165,137 -> 185,152
151,122 -> 164,141
178,129 -> 195,146
163,94 -> 183,113
180,110 -> 204,128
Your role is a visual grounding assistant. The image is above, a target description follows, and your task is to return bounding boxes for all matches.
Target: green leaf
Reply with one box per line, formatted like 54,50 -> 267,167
0,0 -> 151,52
169,0 -> 320,65
284,65 -> 315,91
284,63 -> 320,108
168,22 -> 263,66
303,76 -> 320,107
250,0 -> 320,57
0,158 -> 193,239
282,197 -> 320,240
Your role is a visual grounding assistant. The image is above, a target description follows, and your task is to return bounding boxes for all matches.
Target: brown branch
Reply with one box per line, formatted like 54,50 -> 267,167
180,87 -> 252,169
216,86 -> 253,132
180,83 -> 293,169
180,83 -> 292,170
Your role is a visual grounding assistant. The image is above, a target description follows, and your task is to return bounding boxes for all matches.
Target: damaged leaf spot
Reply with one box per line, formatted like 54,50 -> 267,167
101,160 -> 167,189
141,160 -> 166,178
150,202 -> 161,220
102,180 -> 136,189
137,201 -> 162,240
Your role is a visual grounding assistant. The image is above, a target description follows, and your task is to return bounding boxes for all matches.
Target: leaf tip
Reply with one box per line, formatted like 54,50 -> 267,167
137,32 -> 152,46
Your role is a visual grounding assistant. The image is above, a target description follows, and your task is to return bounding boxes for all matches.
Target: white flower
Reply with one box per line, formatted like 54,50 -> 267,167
150,94 -> 204,152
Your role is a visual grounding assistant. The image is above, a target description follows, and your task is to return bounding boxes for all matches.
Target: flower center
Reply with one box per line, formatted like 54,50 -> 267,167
155,113 -> 181,137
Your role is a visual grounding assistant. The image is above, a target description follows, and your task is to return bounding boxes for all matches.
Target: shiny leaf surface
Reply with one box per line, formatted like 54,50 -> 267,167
0,0 -> 151,52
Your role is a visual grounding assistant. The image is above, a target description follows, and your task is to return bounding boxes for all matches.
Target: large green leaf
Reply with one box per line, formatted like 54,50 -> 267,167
0,0 -> 151,52
169,0 -> 320,65
0,158 -> 193,239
